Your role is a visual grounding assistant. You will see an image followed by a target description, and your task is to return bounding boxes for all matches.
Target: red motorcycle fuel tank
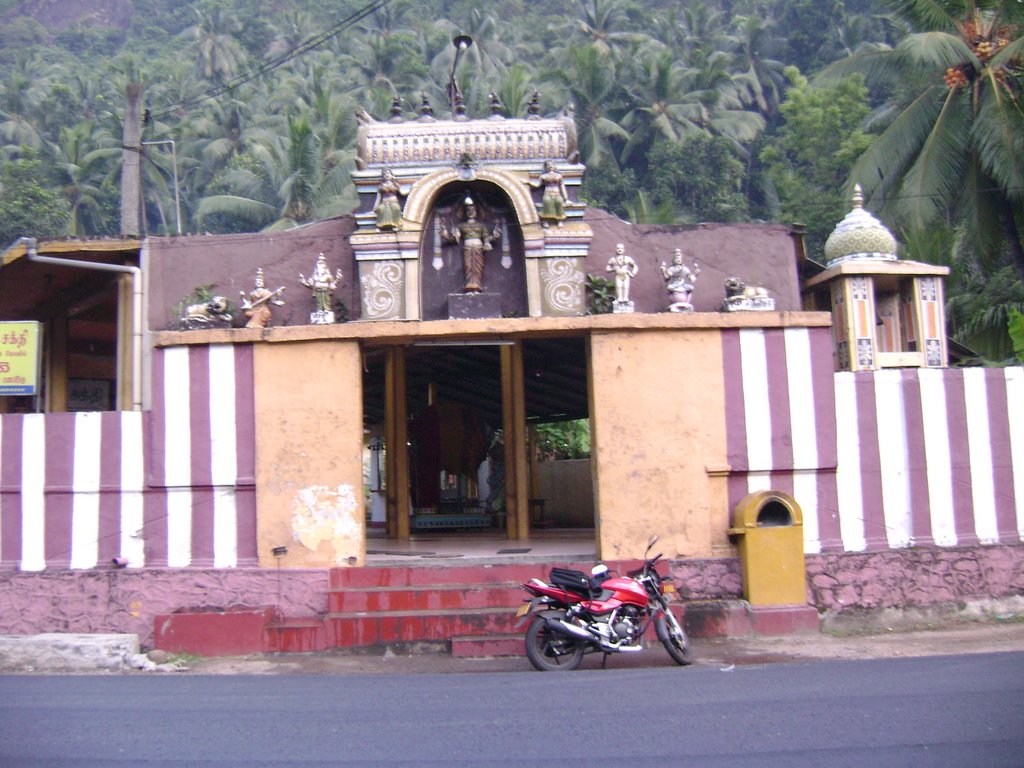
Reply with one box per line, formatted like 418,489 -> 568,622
585,575 -> 649,612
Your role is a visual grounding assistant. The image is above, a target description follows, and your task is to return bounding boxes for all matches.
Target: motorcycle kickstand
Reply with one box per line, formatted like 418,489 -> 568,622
601,653 -> 609,669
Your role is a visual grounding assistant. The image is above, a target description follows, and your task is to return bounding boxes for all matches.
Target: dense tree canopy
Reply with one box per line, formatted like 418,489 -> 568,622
818,0 -> 1024,359
0,0 -> 1020,359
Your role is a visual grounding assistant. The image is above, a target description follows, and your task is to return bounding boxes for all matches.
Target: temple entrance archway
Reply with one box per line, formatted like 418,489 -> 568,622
361,336 -> 593,546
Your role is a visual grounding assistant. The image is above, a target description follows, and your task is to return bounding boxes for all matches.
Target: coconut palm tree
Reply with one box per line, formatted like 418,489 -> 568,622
0,55 -> 49,150
562,0 -> 652,59
340,27 -> 429,104
47,121 -> 115,235
816,0 -> 1024,278
190,4 -> 248,86
680,48 -> 766,155
493,64 -> 542,119
728,12 -> 789,120
195,112 -> 355,232
650,0 -> 730,61
619,49 -> 709,162
431,8 -> 518,82
543,44 -> 628,167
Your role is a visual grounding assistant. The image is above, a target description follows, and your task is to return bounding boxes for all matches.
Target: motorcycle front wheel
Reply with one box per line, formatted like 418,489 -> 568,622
525,614 -> 585,671
655,610 -> 694,666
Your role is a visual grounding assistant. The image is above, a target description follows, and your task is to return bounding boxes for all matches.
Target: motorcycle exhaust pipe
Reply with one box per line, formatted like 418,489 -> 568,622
545,617 -> 594,642
544,618 -> 646,653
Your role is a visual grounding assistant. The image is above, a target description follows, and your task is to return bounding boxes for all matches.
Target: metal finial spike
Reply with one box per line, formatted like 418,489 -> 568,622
853,184 -> 864,209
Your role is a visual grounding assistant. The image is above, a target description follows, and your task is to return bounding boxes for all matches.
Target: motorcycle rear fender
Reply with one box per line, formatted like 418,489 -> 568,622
522,579 -> 576,603
514,597 -> 560,629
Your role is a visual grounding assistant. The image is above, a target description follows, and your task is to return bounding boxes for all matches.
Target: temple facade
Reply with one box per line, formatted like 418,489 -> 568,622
0,96 -> 1021,646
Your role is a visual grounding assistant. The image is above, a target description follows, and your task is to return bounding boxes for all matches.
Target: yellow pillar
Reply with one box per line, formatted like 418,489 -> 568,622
116,273 -> 134,410
502,342 -> 529,540
253,340 -> 365,567
385,346 -> 410,540
46,317 -> 68,413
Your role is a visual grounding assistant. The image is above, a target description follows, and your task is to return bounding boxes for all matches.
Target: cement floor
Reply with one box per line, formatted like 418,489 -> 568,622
365,527 -> 598,565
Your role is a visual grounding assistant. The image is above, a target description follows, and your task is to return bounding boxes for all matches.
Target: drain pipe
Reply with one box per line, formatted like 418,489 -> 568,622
24,237 -> 144,411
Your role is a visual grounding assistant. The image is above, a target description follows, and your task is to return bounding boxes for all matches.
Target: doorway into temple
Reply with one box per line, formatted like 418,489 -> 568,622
361,336 -> 593,545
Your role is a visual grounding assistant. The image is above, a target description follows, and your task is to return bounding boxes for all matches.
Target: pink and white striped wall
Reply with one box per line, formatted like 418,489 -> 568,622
723,327 -> 1024,553
831,367 -> 1024,552
0,344 -> 257,570
3,333 -> 1022,570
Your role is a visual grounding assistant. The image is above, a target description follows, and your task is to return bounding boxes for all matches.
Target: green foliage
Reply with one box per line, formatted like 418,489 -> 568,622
0,152 -> 70,245
776,0 -> 846,75
946,265 -> 1024,363
55,24 -> 127,58
816,1 -> 1024,278
0,0 -> 1017,323
585,274 -> 616,315
758,68 -> 872,258
0,17 -> 47,62
579,161 -> 637,218
647,135 -> 749,222
535,419 -> 590,460
1009,310 -> 1024,363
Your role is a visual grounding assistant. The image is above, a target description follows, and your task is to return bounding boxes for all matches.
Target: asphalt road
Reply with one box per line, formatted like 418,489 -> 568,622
1,651 -> 1022,767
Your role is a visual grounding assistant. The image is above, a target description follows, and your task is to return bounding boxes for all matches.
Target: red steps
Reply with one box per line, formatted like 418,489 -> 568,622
328,584 -> 524,613
264,617 -> 328,653
321,559 -> 648,656
152,559 -> 710,658
322,560 -> 598,653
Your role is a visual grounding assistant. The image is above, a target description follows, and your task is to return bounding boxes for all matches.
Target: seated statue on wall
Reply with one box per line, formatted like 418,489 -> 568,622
240,268 -> 285,328
661,249 -> 700,313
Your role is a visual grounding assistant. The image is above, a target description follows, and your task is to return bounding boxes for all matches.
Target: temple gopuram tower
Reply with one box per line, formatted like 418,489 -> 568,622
349,93 -> 593,322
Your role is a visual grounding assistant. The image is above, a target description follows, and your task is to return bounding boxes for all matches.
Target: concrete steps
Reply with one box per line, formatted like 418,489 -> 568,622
322,559 -> 607,654
152,560 -> 820,658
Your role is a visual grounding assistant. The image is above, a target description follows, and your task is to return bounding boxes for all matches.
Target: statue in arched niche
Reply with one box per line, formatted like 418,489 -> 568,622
440,195 -> 501,293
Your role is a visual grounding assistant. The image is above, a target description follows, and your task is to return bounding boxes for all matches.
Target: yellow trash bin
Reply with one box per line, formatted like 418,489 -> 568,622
727,490 -> 807,606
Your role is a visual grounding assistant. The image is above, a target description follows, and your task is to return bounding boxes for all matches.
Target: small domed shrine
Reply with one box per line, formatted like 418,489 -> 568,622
804,185 -> 950,371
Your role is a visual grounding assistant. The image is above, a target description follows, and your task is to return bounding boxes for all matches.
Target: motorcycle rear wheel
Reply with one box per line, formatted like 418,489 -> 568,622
525,614 -> 585,671
656,611 -> 694,665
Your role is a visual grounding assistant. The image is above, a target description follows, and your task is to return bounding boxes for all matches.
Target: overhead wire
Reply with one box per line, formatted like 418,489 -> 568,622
148,0 -> 392,122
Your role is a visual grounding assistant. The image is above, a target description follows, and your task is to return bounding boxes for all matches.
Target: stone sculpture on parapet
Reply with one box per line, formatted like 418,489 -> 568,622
661,249 -> 700,313
299,253 -> 342,324
606,243 -> 638,313
240,268 -> 285,328
721,276 -> 775,312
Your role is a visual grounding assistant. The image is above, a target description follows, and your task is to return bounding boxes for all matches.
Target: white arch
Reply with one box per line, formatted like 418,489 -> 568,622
402,167 -> 538,228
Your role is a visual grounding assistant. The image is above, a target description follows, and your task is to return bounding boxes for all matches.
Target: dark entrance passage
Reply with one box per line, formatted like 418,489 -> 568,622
361,336 -> 592,542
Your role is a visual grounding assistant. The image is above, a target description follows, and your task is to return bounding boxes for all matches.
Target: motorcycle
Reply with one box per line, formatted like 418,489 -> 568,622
515,535 -> 693,671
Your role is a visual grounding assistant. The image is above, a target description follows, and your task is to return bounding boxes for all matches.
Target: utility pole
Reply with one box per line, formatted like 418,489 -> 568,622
120,83 -> 142,237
